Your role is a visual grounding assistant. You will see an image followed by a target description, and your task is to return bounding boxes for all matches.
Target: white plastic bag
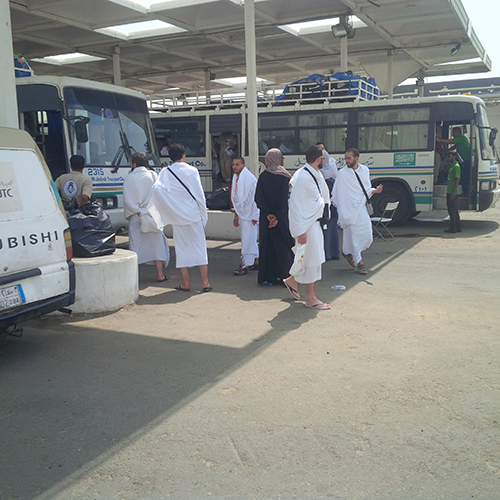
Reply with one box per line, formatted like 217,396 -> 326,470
289,243 -> 306,276
139,212 -> 161,233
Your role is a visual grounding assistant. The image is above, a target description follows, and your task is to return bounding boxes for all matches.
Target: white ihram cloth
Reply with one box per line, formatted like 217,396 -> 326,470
320,150 -> 338,184
332,163 -> 374,265
123,167 -> 169,266
289,165 -> 329,284
148,162 -> 208,268
231,167 -> 259,267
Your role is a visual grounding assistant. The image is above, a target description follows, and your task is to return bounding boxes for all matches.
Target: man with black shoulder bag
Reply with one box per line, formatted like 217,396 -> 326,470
284,145 -> 331,310
332,148 -> 383,275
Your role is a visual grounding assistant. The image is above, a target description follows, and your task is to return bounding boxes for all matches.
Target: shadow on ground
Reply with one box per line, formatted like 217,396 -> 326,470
0,216 -> 497,499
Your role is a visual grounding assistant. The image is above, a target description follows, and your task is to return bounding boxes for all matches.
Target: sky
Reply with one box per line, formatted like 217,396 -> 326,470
426,0 -> 500,83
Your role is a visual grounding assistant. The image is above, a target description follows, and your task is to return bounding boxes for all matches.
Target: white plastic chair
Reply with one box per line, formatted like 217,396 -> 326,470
371,201 -> 399,240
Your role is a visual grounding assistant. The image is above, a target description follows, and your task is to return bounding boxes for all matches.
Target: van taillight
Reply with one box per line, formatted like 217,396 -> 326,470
64,228 -> 73,261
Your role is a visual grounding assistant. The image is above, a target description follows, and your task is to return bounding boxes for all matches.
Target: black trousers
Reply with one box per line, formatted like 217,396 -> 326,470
446,193 -> 461,231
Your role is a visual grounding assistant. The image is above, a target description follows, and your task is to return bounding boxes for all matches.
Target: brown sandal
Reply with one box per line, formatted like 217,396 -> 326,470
357,263 -> 367,275
233,266 -> 249,275
342,253 -> 356,268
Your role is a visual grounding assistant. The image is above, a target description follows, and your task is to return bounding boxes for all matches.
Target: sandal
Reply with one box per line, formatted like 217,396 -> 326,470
233,266 -> 249,276
305,302 -> 331,310
342,253 -> 356,268
357,263 -> 367,275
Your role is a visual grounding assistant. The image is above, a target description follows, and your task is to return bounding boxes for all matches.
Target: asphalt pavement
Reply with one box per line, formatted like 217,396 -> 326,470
1,208 -> 499,500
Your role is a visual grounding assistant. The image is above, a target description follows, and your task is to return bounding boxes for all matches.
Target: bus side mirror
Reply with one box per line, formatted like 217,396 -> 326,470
489,128 -> 498,147
75,119 -> 89,143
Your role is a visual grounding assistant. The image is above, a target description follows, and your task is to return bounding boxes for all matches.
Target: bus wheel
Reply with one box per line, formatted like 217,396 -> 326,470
371,183 -> 412,226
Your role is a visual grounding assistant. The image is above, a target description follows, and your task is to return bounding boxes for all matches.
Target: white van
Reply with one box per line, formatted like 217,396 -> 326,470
0,128 -> 75,338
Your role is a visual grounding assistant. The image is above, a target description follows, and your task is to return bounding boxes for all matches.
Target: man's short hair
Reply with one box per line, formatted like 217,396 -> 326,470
70,155 -> 85,171
346,148 -> 360,158
169,143 -> 185,162
305,145 -> 323,164
131,152 -> 148,168
232,156 -> 245,164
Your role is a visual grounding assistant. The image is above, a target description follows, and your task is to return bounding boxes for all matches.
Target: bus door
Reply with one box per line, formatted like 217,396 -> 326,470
17,84 -> 68,182
442,121 -> 474,210
210,114 -> 241,190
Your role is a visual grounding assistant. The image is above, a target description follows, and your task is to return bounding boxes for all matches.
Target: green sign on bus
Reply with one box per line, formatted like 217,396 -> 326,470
394,153 -> 416,166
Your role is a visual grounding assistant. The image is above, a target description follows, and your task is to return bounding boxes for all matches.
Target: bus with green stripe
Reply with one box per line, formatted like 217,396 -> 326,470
150,89 -> 499,225
16,75 -> 160,230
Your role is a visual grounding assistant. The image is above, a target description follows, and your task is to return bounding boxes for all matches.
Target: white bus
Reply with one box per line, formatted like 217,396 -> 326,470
150,84 -> 500,224
16,75 -> 160,230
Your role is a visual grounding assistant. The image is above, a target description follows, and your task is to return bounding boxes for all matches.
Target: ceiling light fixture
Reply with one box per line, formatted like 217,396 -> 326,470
332,15 -> 355,39
451,43 -> 461,56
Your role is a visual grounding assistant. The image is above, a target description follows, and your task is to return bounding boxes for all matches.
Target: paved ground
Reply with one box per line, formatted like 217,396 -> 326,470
1,208 -> 499,500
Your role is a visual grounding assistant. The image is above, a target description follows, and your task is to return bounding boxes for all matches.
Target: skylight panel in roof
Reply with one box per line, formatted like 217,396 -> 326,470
108,0 -> 220,10
279,17 -> 366,36
212,76 -> 273,87
95,19 -> 186,40
31,53 -> 106,65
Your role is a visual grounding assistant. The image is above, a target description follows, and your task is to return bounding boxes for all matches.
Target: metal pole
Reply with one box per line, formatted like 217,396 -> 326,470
244,0 -> 259,177
205,69 -> 211,103
340,36 -> 348,73
0,0 -> 19,128
113,47 -> 122,86
417,71 -> 425,98
388,49 -> 394,99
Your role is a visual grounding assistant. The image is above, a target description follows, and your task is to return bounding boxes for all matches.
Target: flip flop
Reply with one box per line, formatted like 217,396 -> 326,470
305,302 -> 331,310
175,285 -> 190,292
342,253 -> 356,268
284,280 -> 300,300
202,286 -> 213,293
157,276 -> 169,282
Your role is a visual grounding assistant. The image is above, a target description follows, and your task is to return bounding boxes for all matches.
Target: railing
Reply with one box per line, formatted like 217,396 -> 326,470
147,78 -> 379,112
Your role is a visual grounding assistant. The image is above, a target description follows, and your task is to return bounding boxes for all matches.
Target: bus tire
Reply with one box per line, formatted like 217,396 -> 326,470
371,183 -> 412,226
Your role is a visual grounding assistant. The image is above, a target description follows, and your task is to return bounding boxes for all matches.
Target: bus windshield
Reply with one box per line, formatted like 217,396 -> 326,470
477,103 -> 494,160
64,87 -> 154,166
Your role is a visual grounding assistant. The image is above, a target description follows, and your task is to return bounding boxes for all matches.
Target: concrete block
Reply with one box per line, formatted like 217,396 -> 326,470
70,249 -> 139,313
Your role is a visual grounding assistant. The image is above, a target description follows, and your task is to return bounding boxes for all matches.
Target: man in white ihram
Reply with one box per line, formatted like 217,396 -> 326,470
148,143 -> 212,292
332,148 -> 383,275
231,156 -> 259,275
123,153 -> 170,282
284,145 -> 331,310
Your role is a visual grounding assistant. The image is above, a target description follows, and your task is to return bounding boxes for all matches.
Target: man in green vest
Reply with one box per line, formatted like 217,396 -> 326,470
436,126 -> 471,194
444,151 -> 462,234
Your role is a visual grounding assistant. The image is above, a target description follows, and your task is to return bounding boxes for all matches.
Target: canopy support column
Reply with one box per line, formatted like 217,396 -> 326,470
387,49 -> 394,99
113,47 -> 122,86
340,36 -> 348,72
245,0 -> 259,177
0,1 -> 19,128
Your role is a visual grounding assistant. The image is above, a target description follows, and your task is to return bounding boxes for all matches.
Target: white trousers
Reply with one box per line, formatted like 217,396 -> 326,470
240,219 -> 259,267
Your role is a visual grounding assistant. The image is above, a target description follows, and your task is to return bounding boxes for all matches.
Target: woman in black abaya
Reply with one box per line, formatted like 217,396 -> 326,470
254,148 -> 294,285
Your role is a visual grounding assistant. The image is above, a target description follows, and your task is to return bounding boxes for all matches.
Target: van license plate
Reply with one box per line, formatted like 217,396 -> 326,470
0,285 -> 26,311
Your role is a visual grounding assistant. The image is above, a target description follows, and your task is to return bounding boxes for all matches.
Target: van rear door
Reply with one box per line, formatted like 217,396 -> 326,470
1,128 -> 75,334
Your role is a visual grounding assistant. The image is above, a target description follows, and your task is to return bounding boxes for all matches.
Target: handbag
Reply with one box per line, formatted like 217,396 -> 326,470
289,243 -> 306,276
353,169 -> 374,215
304,167 -> 330,226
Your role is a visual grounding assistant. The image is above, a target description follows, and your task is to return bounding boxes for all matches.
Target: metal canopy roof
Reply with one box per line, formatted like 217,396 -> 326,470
10,0 -> 492,97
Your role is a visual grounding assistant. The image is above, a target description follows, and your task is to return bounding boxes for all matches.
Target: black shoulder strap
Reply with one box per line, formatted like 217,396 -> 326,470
167,167 -> 196,201
353,169 -> 371,203
304,166 -> 321,194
